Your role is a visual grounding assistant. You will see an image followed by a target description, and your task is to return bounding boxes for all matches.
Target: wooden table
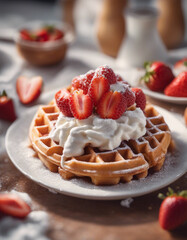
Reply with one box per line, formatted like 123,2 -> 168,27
0,97 -> 186,240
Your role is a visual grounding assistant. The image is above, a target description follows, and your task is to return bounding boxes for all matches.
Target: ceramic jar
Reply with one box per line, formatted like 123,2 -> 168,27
157,0 -> 185,49
97,0 -> 128,58
118,7 -> 167,68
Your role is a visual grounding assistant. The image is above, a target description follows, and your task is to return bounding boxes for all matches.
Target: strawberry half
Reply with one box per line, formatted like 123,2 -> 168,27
55,89 -> 73,117
0,90 -> 17,122
0,193 -> 31,218
131,88 -> 146,111
69,90 -> 93,119
16,76 -> 43,104
141,61 -> 174,92
95,65 -> 116,84
88,74 -> 110,106
158,188 -> 187,230
72,70 -> 95,94
164,71 -> 187,97
97,91 -> 127,119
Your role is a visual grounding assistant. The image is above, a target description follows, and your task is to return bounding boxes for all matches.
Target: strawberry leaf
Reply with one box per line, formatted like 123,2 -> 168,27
184,61 -> 187,67
0,90 -> 7,97
144,61 -> 152,71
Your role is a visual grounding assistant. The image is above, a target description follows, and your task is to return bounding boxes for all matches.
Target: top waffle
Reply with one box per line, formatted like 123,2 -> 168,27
29,103 -> 172,185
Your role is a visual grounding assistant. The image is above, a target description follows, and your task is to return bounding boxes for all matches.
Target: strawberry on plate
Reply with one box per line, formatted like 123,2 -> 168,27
95,65 -> 116,84
69,90 -> 93,119
72,70 -> 95,94
97,91 -> 127,119
158,188 -> 187,231
16,76 -> 43,104
131,88 -> 146,111
164,71 -> 187,97
0,193 -> 31,218
0,90 -> 17,122
88,73 -> 110,106
55,88 -> 73,117
174,58 -> 187,69
141,61 -> 174,92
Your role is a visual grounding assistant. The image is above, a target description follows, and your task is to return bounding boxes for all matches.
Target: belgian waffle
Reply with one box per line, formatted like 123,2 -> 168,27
29,102 -> 172,185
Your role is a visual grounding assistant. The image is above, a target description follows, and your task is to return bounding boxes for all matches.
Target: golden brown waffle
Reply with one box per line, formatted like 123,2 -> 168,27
29,103 -> 172,185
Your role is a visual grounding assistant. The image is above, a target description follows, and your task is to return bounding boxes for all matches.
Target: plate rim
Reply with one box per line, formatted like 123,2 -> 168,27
5,105 -> 187,200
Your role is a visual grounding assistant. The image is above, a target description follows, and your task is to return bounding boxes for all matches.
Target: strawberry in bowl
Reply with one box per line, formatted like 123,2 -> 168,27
15,21 -> 74,66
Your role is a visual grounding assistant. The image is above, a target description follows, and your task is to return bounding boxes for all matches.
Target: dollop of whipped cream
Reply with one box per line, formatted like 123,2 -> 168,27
50,108 -> 146,165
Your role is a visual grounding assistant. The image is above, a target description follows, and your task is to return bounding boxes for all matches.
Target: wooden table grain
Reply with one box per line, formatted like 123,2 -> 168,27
0,97 -> 187,240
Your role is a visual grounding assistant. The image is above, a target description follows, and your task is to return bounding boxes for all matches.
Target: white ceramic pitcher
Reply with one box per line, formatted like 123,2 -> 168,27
117,7 -> 168,68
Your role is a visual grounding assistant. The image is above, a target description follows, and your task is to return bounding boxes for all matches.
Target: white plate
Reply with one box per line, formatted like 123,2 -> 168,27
142,88 -> 187,105
5,106 -> 187,200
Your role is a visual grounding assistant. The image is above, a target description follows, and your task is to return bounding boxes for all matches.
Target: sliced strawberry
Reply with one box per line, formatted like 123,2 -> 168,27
69,90 -> 93,119
72,70 -> 95,94
0,193 -> 31,218
95,65 -> 116,84
16,76 -> 43,104
0,91 -> 17,122
110,83 -> 135,108
97,91 -> 127,119
20,29 -> 33,41
55,89 -> 73,117
88,75 -> 110,106
131,88 -> 146,111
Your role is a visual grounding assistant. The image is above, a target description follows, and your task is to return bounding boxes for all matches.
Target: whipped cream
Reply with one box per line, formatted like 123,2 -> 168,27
50,108 -> 146,166
110,82 -> 129,92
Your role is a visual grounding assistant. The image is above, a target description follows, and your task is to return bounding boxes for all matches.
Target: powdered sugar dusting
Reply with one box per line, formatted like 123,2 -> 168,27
0,211 -> 49,240
120,198 -> 134,208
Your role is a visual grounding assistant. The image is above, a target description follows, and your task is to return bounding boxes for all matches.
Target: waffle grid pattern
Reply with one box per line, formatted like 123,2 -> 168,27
29,103 -> 171,185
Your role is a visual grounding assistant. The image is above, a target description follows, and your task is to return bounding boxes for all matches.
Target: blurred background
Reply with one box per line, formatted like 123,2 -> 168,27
0,0 -> 187,56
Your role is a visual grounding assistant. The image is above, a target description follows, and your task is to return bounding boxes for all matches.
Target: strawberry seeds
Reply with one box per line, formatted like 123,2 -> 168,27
55,65 -> 146,120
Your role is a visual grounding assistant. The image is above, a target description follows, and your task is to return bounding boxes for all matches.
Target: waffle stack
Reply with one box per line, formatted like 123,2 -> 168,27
29,102 -> 172,185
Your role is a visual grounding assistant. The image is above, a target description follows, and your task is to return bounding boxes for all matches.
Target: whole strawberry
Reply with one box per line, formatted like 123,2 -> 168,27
174,58 -> 187,75
141,61 -> 174,92
164,72 -> 187,97
0,90 -> 17,122
158,188 -> 187,231
131,88 -> 146,111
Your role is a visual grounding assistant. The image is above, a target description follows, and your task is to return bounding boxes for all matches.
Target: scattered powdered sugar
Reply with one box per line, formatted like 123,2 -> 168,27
0,190 -> 50,240
120,198 -> 134,208
0,211 -> 50,240
48,188 -> 58,194
9,190 -> 32,206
